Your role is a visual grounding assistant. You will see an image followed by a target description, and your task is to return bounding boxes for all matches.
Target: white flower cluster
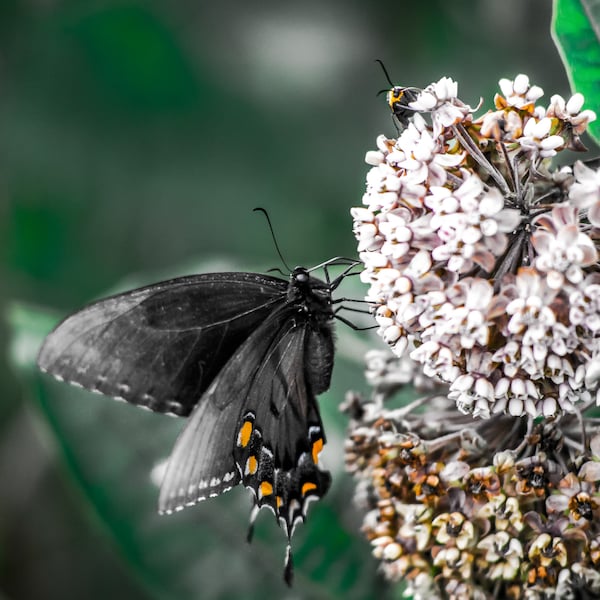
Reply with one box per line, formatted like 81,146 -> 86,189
353,74 -> 599,419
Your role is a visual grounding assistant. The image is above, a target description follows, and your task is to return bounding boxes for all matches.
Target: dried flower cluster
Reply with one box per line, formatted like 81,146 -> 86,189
352,74 -> 598,419
343,351 -> 600,600
346,75 -> 600,598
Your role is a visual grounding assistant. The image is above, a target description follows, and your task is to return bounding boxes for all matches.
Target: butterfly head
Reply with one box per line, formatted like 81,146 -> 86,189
291,266 -> 310,287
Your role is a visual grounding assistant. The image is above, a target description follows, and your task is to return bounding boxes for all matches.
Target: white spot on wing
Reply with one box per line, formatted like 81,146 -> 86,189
288,499 -> 301,523
278,516 -> 288,533
302,495 -> 319,514
150,459 -> 168,488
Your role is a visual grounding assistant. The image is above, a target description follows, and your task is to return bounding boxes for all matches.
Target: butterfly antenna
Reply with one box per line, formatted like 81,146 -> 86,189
375,59 -> 394,87
265,266 -> 288,277
253,207 -> 293,273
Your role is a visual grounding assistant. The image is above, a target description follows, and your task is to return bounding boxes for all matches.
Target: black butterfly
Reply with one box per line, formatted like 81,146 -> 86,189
37,258 -> 360,584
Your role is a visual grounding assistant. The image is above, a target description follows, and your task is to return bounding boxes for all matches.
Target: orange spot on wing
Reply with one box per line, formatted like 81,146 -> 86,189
302,482 -> 317,496
246,455 -> 258,475
260,481 -> 273,497
238,421 -> 253,448
311,438 -> 324,464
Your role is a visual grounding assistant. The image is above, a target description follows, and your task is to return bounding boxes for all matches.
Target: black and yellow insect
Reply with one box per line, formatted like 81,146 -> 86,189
386,85 -> 419,127
376,60 -> 420,128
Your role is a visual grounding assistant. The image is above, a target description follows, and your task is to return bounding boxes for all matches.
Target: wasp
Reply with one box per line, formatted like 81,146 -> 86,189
376,60 -> 420,128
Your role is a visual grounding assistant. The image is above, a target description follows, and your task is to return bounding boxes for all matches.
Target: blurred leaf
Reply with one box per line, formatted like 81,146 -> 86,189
0,409 -> 149,600
552,0 -> 600,143
62,4 -> 199,111
8,292 -> 390,600
7,187 -> 82,283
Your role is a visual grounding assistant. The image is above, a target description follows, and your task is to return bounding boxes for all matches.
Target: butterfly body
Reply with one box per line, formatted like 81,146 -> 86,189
37,263 -> 346,583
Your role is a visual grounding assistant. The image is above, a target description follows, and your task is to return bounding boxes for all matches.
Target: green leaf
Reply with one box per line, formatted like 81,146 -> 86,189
552,0 -> 600,143
62,4 -> 199,111
8,299 -> 390,599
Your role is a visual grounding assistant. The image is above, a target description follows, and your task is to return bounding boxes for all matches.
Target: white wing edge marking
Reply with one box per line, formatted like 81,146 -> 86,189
160,485 -> 234,515
39,371 -> 185,415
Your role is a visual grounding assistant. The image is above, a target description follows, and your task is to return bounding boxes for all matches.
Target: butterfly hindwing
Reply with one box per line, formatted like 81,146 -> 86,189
156,310 -> 296,512
37,273 -> 288,416
158,305 -> 333,537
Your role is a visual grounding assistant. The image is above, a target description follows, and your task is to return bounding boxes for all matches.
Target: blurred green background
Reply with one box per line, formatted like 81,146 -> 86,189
0,1 -> 582,599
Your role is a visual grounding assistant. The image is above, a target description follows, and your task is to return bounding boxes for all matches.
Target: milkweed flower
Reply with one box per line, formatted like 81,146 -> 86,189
352,74 -> 598,419
346,74 -> 600,598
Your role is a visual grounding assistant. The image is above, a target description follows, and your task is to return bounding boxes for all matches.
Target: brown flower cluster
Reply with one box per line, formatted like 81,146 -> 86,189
343,354 -> 600,599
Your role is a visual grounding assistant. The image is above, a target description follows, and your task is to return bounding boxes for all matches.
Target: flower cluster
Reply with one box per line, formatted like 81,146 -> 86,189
352,74 -> 599,419
346,74 -> 600,597
343,351 -> 600,600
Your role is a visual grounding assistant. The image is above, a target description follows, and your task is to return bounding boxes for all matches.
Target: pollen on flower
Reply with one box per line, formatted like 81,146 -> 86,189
353,73 -> 600,419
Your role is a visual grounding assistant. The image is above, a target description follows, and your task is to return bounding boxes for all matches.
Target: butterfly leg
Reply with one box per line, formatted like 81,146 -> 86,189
333,309 -> 378,331
328,263 -> 363,291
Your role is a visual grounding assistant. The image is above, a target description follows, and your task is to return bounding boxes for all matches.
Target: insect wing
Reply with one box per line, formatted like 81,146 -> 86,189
387,86 -> 419,127
158,309 -> 332,531
37,273 -> 288,416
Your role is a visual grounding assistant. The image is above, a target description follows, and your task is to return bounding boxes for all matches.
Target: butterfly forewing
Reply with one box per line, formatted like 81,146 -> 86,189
38,273 -> 288,416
